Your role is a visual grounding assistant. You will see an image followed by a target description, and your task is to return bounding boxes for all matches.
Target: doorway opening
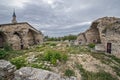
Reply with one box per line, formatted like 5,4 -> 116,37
0,32 -> 6,48
107,43 -> 112,53
14,32 -> 23,49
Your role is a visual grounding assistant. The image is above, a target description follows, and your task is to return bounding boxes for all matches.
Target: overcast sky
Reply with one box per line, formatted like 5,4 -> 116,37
0,0 -> 120,37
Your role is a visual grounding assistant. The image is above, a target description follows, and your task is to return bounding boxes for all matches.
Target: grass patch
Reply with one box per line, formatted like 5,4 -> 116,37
88,43 -> 95,48
0,49 -> 8,59
112,66 -> 120,77
89,52 -> 120,66
3,43 -> 12,51
10,56 -> 27,69
44,42 -> 58,46
76,64 -> 118,80
89,52 -> 112,65
67,46 -> 90,54
107,55 -> 120,64
64,69 -> 75,77
0,43 -> 13,59
43,50 -> 68,65
0,45 -> 24,60
6,50 -> 24,60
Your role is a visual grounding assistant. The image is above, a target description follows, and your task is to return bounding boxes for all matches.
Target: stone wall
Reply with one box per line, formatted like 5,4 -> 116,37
76,22 -> 101,45
76,33 -> 86,45
0,22 -> 43,50
76,17 -> 120,58
85,28 -> 100,44
104,22 -> 120,57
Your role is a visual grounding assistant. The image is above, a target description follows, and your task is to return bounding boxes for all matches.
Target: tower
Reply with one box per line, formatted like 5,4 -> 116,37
12,10 -> 17,24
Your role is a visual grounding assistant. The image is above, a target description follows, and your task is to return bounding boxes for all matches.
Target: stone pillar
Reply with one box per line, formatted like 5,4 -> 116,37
0,60 -> 16,80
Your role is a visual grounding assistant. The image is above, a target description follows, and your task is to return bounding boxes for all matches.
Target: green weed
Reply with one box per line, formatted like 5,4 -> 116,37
43,50 -> 68,65
10,56 -> 27,69
64,69 -> 75,77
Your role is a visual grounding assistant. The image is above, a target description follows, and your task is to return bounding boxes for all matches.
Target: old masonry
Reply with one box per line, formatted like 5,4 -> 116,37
0,11 -> 43,50
76,17 -> 120,58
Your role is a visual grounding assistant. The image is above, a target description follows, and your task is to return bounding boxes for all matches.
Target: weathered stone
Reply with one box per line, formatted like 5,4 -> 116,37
76,33 -> 87,45
76,17 -> 120,57
63,76 -> 77,80
95,44 -> 105,52
0,60 -> 16,80
13,67 -> 77,80
13,67 -> 61,80
0,12 -> 43,50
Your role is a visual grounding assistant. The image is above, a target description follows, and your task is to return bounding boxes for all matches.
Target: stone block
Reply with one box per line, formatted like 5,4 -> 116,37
0,60 -> 16,80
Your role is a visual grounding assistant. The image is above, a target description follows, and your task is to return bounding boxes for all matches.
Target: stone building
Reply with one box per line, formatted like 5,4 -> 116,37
76,33 -> 86,45
0,11 -> 43,50
76,17 -> 120,57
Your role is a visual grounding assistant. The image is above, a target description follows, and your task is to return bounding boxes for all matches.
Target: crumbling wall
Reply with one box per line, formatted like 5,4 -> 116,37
76,33 -> 86,45
76,17 -> 120,58
0,23 -> 43,50
85,28 -> 100,44
104,23 -> 120,57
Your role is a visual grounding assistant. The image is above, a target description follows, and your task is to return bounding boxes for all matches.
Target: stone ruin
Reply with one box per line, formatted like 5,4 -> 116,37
76,17 -> 120,58
0,11 -> 43,50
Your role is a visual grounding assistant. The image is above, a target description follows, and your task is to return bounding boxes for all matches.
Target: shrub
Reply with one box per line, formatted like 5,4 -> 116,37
64,69 -> 75,77
10,56 -> 27,69
0,50 -> 7,59
3,43 -> 12,51
43,50 -> 61,65
88,43 -> 95,48
43,50 -> 68,65
49,43 -> 57,46
61,54 -> 68,62
43,50 -> 53,61
51,57 -> 57,65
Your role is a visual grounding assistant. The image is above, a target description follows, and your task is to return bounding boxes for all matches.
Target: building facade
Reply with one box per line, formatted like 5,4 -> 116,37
0,11 -> 43,50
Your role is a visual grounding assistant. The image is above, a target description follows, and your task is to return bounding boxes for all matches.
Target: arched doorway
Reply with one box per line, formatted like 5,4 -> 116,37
27,29 -> 36,46
91,22 -> 101,43
13,32 -> 23,49
0,32 -> 6,48
0,34 -> 4,48
107,43 -> 112,54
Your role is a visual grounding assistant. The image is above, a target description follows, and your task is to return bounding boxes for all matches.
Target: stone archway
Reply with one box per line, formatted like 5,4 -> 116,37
12,32 -> 23,50
27,29 -> 36,46
90,22 -> 101,43
0,32 -> 6,48
93,27 -> 101,43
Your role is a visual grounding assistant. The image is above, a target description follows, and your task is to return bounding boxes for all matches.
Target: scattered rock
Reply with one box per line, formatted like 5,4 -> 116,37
13,67 -> 61,80
0,60 -> 16,80
13,67 -> 77,80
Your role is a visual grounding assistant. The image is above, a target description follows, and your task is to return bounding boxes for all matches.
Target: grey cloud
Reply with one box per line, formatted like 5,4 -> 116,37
0,0 -> 120,37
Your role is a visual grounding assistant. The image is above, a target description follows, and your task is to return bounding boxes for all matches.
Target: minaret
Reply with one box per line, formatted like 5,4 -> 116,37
12,10 -> 17,24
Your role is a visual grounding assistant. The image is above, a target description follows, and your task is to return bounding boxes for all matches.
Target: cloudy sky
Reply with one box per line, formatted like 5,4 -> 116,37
0,0 -> 120,37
